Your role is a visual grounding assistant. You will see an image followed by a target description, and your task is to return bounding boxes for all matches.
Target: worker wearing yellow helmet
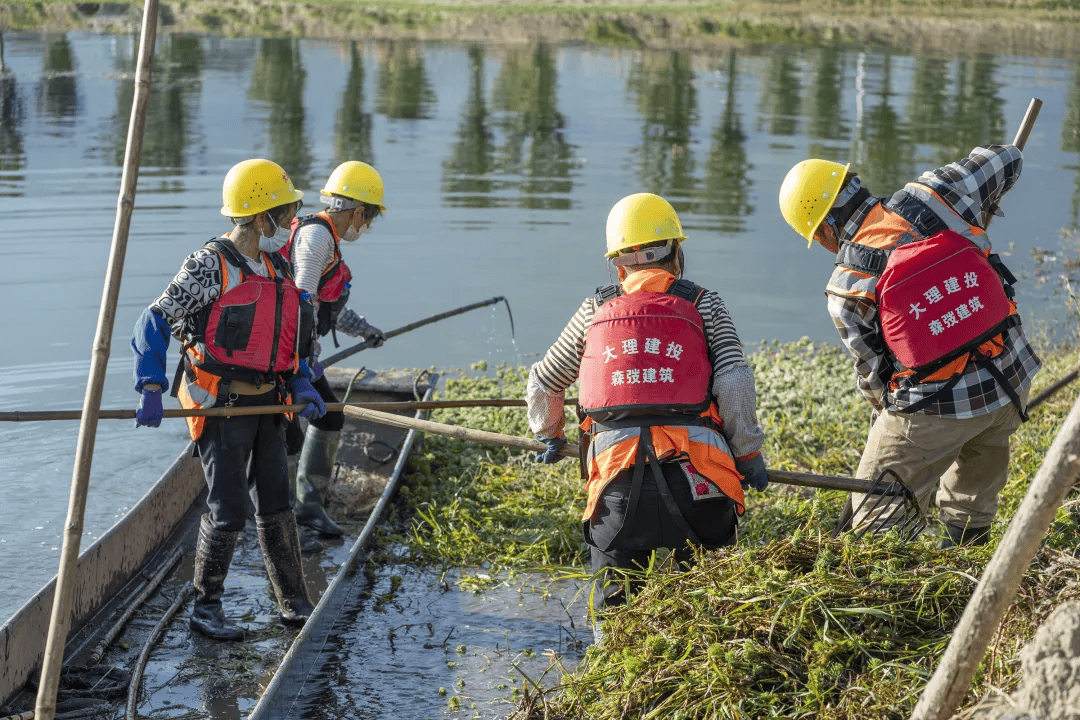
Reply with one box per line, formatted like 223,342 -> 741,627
280,160 -> 388,538
525,192 -> 766,638
778,148 -> 1040,547
131,158 -> 323,639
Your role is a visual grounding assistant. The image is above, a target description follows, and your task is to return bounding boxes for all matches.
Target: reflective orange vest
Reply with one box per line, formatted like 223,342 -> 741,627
579,269 -> 744,523
175,238 -> 310,440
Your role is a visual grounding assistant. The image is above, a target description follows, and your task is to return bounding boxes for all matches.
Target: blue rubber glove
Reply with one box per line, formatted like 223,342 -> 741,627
535,436 -> 567,464
735,453 -> 769,492
135,389 -> 164,428
310,361 -> 325,383
289,377 -> 326,420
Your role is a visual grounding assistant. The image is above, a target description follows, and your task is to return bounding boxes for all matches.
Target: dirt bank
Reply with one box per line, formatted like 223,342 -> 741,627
5,0 -> 1080,57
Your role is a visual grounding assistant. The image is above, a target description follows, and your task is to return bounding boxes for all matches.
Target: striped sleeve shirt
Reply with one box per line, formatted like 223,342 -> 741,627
527,286 -> 765,459
829,145 -> 1041,417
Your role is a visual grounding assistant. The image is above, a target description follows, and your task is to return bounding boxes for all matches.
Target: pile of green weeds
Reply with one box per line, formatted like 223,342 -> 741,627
386,344 -> 1080,718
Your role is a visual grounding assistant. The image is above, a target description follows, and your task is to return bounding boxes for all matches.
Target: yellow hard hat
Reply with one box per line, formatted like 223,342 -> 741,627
220,159 -> 303,219
779,159 -> 850,247
320,161 -> 386,212
605,192 -> 686,258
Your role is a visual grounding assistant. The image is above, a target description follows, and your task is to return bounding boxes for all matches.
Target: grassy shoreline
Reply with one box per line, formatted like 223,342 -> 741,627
365,343 -> 1080,718
6,0 -> 1080,56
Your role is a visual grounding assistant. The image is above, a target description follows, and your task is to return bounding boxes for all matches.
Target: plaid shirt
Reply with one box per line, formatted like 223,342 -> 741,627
827,145 -> 1041,418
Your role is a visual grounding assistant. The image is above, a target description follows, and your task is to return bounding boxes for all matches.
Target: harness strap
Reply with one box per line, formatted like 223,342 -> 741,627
972,352 -> 1029,421
596,432 -> 703,551
667,278 -> 706,305
589,415 -> 722,435
835,239 -> 888,275
205,239 -> 251,281
594,284 -> 621,307
897,370 -> 964,415
597,439 -> 648,552
884,190 -> 949,237
645,443 -> 702,546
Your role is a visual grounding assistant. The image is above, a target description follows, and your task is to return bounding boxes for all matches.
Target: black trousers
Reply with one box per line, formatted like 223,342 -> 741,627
196,390 -> 292,531
587,461 -> 738,611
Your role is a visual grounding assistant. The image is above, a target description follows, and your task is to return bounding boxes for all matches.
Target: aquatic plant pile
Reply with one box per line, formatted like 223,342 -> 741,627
384,344 -> 1080,717
392,362 -> 588,576
507,531 -> 1080,720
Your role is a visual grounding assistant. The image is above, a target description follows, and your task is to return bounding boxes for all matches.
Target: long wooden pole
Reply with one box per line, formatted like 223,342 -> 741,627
34,2 -> 159,718
909,98 -> 1050,720
0,397 -> 579,422
320,296 -> 512,368
910,394 -> 1080,720
340,405 -> 880,493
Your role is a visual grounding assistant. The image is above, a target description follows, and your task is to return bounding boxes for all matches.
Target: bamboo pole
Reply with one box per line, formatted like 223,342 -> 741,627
340,405 -> 880,493
320,296 -> 513,368
0,398 -> 579,422
909,392 -> 1080,720
34,2 -> 159,718
909,97 -> 1051,720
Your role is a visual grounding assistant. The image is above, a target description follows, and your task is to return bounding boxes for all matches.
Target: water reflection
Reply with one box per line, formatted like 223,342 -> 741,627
491,44 -> 573,210
376,40 -> 436,120
758,49 -> 800,138
932,56 -> 1005,166
858,54 -> 914,192
250,38 -> 313,188
806,47 -> 848,142
39,34 -> 78,131
0,35 -> 25,197
442,44 -> 496,207
697,52 -> 752,233
628,51 -> 698,203
335,41 -> 374,166
108,33 -> 204,173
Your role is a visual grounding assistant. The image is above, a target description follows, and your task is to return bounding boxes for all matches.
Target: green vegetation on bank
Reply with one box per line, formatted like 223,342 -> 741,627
379,343 -> 1080,718
7,0 -> 1080,56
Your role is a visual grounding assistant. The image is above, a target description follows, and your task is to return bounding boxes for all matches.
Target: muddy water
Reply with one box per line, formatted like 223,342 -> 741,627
290,561 -> 589,720
4,32 -> 1080,628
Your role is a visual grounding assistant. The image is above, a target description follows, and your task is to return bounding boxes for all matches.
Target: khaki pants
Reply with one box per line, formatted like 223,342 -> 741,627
851,392 -> 1027,533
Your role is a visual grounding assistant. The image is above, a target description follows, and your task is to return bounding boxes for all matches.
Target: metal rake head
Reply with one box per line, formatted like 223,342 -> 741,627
832,468 -> 925,540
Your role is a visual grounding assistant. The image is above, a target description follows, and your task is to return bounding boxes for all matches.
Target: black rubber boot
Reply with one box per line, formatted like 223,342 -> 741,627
294,427 -> 343,537
257,510 -> 315,625
938,521 -> 991,549
190,514 -> 244,640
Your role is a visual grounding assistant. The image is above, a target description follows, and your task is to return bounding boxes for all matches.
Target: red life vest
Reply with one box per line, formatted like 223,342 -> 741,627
579,281 -> 711,421
189,239 -> 311,381
878,228 -> 1013,373
281,212 -> 353,337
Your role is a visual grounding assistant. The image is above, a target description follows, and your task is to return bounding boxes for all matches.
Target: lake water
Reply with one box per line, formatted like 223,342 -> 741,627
3,32 -> 1080,626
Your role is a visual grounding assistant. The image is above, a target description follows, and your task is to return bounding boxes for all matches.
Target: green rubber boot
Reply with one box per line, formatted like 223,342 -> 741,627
294,426 -> 343,538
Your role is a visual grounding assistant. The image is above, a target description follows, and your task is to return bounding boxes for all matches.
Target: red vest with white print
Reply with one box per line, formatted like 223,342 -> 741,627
878,229 -> 1012,371
579,286 -> 711,421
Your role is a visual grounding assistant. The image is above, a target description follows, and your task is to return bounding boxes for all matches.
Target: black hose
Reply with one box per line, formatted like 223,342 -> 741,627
125,583 -> 194,720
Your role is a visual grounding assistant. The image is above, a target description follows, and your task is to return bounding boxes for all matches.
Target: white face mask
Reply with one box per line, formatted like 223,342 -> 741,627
341,224 -> 366,243
258,215 -> 291,252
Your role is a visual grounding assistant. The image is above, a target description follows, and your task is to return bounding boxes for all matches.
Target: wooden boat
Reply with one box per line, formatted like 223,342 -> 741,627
0,367 -> 439,716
